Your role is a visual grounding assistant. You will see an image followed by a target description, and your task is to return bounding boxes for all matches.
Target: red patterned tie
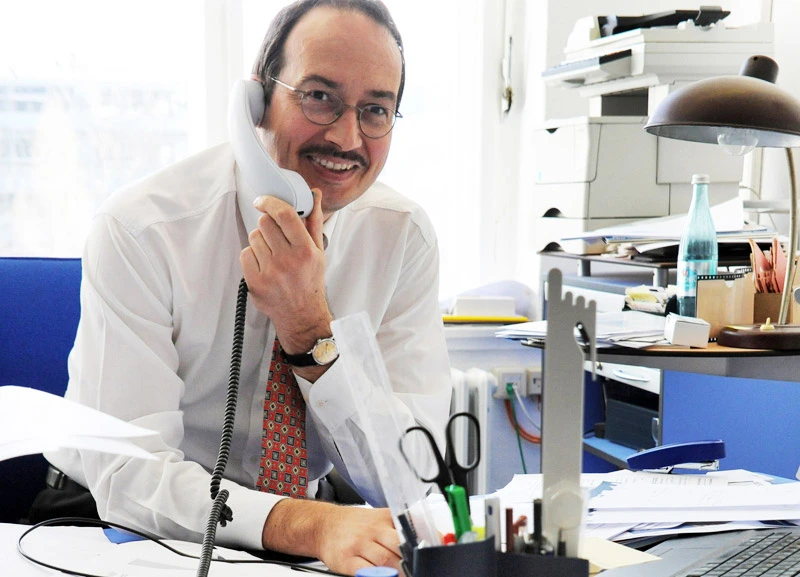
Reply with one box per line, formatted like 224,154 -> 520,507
256,339 -> 308,497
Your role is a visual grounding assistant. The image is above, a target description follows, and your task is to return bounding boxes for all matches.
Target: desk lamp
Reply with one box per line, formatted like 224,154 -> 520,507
644,55 -> 800,348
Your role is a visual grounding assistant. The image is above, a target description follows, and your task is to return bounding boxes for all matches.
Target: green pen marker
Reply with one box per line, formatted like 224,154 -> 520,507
444,484 -> 472,540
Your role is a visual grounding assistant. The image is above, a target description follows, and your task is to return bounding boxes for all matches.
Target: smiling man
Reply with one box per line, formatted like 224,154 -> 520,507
32,1 -> 452,575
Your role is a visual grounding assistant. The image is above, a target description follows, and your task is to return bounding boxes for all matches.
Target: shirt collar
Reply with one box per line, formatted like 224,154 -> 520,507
234,163 -> 338,250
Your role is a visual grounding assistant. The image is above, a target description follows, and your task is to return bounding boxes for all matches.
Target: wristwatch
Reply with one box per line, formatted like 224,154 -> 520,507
283,337 -> 339,367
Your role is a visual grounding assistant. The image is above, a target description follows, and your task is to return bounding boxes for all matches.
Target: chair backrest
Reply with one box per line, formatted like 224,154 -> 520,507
0,257 -> 82,523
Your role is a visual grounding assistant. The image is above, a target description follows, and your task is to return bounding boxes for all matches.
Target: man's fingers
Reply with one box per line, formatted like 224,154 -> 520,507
254,195 -> 310,248
361,542 -> 401,569
306,188 -> 325,250
239,246 -> 259,274
374,525 -> 402,557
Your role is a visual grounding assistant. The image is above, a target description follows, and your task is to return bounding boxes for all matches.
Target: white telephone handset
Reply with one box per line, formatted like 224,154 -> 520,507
229,79 -> 314,217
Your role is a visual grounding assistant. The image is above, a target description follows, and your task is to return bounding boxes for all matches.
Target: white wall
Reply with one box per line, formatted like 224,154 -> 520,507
511,0 -> 800,318
476,0 -> 527,291
759,0 -> 800,232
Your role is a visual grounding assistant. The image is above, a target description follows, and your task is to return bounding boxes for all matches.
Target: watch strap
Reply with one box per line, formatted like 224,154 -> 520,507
283,337 -> 338,367
283,349 -> 317,367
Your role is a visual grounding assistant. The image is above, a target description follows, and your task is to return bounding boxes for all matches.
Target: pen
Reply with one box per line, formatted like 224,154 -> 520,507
443,485 -> 472,540
557,528 -> 566,557
505,507 -> 514,553
484,497 -> 501,551
532,498 -> 542,554
396,512 -> 418,549
512,514 -> 527,555
396,512 -> 417,574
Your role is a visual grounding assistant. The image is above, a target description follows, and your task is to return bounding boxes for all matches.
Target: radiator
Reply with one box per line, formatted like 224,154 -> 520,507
450,367 -> 494,496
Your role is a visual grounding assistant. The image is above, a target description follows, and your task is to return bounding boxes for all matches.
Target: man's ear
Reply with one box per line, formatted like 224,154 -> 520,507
249,76 -> 270,128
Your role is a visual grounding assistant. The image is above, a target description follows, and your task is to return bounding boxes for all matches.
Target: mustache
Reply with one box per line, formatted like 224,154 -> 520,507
300,145 -> 368,168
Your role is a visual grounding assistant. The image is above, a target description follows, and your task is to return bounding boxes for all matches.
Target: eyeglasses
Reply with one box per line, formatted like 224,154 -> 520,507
269,77 -> 401,139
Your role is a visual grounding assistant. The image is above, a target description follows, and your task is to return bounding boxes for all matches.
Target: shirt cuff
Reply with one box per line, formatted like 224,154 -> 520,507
295,360 -> 358,431
214,480 -> 286,550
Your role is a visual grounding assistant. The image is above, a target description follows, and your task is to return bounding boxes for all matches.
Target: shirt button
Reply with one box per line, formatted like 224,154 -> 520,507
316,400 -> 326,409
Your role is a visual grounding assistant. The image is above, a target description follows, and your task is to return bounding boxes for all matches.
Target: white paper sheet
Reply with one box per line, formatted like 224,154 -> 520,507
495,311 -> 667,347
587,482 -> 800,524
12,524 -> 300,576
0,385 -> 157,461
560,197 -> 771,243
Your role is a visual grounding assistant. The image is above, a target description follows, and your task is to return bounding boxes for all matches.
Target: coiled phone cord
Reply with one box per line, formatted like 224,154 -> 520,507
197,277 -> 248,577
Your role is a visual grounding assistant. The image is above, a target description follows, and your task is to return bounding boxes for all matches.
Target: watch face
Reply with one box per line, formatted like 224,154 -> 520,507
312,338 -> 339,365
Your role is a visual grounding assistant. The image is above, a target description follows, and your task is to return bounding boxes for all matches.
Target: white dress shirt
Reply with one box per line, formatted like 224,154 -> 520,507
47,143 -> 452,551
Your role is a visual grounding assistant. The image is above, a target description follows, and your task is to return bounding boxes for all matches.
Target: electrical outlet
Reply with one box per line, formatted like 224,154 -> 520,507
492,367 -> 526,399
526,365 -> 543,396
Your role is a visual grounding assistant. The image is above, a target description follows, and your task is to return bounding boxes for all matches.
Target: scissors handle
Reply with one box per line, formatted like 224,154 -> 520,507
445,412 -> 481,491
403,424 -> 453,495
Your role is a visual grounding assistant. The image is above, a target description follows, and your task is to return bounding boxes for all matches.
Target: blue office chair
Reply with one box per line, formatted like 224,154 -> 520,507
0,257 -> 82,523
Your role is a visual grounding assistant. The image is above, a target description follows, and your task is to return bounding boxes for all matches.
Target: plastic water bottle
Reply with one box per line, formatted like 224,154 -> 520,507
676,174 -> 718,317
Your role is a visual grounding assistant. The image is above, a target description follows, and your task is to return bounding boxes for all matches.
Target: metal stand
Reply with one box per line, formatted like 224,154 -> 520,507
541,268 -> 596,558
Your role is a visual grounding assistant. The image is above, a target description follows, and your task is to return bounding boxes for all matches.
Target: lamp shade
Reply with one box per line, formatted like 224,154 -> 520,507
644,55 -> 800,148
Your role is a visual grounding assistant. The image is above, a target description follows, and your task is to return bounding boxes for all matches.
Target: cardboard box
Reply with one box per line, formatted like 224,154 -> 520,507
753,291 -> 799,324
696,273 -> 754,339
752,255 -> 800,324
664,313 -> 711,348
696,270 -> 800,329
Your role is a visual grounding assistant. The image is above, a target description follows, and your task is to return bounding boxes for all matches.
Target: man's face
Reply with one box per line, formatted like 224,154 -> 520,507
261,7 -> 403,218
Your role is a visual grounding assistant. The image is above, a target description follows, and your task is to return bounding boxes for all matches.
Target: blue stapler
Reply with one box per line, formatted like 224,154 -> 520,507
627,440 -> 726,473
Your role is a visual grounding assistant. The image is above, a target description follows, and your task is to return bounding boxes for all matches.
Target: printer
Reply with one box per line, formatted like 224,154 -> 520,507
534,9 -> 774,254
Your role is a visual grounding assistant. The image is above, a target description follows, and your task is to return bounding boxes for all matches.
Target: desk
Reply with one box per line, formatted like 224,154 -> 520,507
578,342 -> 800,383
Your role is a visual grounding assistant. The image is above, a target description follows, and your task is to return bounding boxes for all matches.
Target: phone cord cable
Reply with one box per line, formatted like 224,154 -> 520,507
197,277 -> 248,577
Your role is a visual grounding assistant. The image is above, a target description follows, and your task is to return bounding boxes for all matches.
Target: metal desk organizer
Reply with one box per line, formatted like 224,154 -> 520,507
414,269 -> 593,576
412,538 -> 589,577
332,300 -> 590,576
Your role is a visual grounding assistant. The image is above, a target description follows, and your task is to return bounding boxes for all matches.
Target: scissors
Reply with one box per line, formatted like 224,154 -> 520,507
400,412 -> 480,539
401,412 -> 481,519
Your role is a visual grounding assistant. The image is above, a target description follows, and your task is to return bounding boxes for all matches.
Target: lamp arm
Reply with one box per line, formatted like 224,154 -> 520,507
779,148 -> 798,325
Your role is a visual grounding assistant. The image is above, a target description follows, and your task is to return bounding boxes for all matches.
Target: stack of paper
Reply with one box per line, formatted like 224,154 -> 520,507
557,198 -> 777,257
492,471 -> 800,543
588,481 -> 800,524
495,310 -> 668,349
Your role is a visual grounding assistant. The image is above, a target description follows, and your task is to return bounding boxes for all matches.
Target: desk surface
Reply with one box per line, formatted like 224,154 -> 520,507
521,341 -> 800,382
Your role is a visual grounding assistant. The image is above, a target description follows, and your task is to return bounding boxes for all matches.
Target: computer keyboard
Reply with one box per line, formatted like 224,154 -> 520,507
686,531 -> 800,576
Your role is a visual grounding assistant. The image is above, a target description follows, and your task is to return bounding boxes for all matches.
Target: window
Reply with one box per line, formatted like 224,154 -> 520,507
0,1 -> 202,256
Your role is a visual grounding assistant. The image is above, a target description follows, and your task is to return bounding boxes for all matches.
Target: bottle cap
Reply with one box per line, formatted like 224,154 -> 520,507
354,568 -> 399,577
692,174 -> 710,184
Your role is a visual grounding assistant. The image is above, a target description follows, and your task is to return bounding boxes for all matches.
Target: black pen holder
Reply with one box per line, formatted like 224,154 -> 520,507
411,538 -> 589,577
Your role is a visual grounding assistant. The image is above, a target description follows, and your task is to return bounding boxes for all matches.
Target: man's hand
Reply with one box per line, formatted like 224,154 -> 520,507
263,499 -> 401,576
240,189 -> 333,355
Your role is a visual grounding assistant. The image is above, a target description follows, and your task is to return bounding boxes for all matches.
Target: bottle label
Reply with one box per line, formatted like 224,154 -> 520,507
677,259 -> 715,297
